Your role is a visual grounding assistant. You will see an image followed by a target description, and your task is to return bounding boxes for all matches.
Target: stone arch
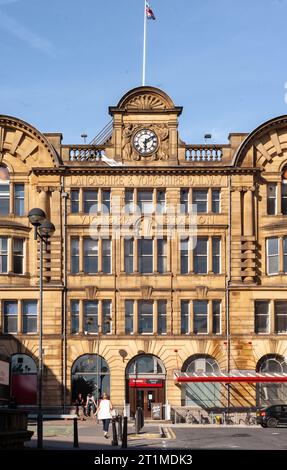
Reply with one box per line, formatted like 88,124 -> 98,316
71,353 -> 110,402
0,114 -> 60,170
233,115 -> 287,169
256,354 -> 287,407
115,86 -> 177,111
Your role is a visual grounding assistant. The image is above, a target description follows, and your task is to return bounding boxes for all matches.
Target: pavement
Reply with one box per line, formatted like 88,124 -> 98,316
25,418 -> 287,450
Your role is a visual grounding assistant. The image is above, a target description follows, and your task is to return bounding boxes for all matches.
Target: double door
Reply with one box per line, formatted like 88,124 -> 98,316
129,387 -> 164,418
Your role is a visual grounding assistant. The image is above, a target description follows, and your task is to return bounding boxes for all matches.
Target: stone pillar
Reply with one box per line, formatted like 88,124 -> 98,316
243,188 -> 254,237
37,187 -> 50,218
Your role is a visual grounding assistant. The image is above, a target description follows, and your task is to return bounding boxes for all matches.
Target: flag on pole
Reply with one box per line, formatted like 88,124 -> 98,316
146,1 -> 156,20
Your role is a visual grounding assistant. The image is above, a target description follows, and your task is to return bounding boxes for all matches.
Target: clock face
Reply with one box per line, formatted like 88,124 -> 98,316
133,129 -> 158,155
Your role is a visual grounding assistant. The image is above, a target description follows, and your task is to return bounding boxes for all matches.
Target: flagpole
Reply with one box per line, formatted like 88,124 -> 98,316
142,0 -> 147,86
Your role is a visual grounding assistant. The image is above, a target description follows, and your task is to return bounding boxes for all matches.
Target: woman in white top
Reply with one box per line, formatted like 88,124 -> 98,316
94,392 -> 113,438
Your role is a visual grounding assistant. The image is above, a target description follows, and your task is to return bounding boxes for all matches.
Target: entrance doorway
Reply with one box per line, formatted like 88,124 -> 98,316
126,355 -> 166,418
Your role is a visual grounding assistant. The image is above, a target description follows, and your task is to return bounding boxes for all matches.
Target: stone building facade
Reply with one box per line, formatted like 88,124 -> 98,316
0,86 -> 287,416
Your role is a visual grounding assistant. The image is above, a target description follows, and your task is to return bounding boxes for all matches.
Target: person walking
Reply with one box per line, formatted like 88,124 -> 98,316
94,393 -> 113,438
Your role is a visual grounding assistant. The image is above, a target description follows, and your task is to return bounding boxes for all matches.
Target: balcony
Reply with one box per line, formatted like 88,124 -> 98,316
185,145 -> 223,163
61,145 -> 106,164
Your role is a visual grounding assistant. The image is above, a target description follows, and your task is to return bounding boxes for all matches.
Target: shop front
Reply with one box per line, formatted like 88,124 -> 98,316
126,354 -> 166,418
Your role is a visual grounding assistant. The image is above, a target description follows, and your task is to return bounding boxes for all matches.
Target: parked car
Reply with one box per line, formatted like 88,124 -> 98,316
256,405 -> 287,428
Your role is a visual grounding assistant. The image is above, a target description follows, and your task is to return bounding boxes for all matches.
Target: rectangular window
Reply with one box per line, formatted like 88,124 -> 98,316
13,238 -> 24,274
138,190 -> 153,214
3,301 -> 18,333
71,189 -> 80,213
180,189 -> 189,214
125,300 -> 134,335
194,238 -> 208,274
83,189 -> 98,214
102,239 -> 111,273
84,239 -> 98,274
124,238 -> 134,274
71,300 -> 79,334
212,189 -> 220,213
139,239 -> 153,274
212,237 -> 221,274
212,300 -> 221,334
158,300 -> 167,335
125,190 -> 134,214
102,300 -> 112,334
71,238 -> 79,274
193,189 -> 208,213
180,238 -> 189,274
284,238 -> 287,273
102,190 -> 111,213
255,301 -> 269,334
193,300 -> 208,334
181,300 -> 189,334
0,237 -> 8,273
22,300 -> 37,334
282,182 -> 287,215
0,182 -> 9,215
275,301 -> 287,334
158,238 -> 167,274
157,190 -> 166,214
267,238 -> 279,275
14,184 -> 24,216
84,301 -> 98,334
138,301 -> 153,334
267,184 -> 277,215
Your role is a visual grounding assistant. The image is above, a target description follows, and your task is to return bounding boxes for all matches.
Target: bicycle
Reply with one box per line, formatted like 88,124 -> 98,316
239,412 -> 257,425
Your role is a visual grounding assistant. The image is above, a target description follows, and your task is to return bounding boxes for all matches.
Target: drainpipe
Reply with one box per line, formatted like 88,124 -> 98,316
226,174 -> 232,413
61,175 -> 68,412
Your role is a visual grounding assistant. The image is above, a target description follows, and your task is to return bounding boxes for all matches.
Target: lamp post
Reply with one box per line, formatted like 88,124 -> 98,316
28,208 -> 55,449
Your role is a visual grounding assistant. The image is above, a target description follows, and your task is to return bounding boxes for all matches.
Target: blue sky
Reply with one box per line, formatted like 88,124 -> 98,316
0,0 -> 287,144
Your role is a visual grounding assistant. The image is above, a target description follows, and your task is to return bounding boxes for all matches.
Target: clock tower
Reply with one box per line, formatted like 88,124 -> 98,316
108,86 -> 183,165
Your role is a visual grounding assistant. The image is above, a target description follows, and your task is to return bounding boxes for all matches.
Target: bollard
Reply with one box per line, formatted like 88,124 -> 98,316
73,417 -> 79,448
37,413 -> 43,449
118,415 -> 123,441
111,418 -> 118,446
122,416 -> 128,449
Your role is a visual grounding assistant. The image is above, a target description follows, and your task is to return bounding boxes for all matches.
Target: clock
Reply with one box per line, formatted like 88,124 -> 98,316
133,129 -> 158,155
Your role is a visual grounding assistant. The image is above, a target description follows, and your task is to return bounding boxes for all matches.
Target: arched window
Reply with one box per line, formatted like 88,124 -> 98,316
71,354 -> 110,402
126,354 -> 165,375
182,354 -> 221,408
0,165 -> 10,215
282,168 -> 287,215
256,354 -> 287,406
11,353 -> 37,405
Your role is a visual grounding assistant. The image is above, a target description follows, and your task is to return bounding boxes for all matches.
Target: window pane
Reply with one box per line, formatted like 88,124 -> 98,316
194,256 -> 207,274
282,182 -> 287,215
157,190 -> 166,213
124,239 -> 134,274
212,238 -> 221,274
102,190 -> 111,213
212,300 -> 221,334
158,239 -> 167,274
267,238 -> 279,274
192,190 -> 208,213
181,300 -> 189,334
0,236 -> 8,273
84,239 -> 98,273
0,176 -> 9,215
139,239 -> 153,274
102,300 -> 112,334
102,239 -> 111,273
84,301 -> 98,333
180,238 -> 189,274
284,238 -> 287,273
4,301 -> 18,333
83,190 -> 98,214
125,300 -> 134,334
158,300 -> 167,334
193,301 -> 208,334
71,300 -> 79,334
125,190 -> 134,213
138,191 -> 153,214
212,189 -> 220,213
71,238 -> 79,274
180,189 -> 189,214
13,239 -> 24,274
23,300 -> 37,334
71,190 -> 79,213
267,184 -> 276,215
275,302 -> 287,333
14,184 -> 24,216
139,301 -> 153,334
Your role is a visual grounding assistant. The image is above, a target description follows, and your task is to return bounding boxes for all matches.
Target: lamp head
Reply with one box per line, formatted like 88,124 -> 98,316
28,208 -> 46,227
38,220 -> 55,239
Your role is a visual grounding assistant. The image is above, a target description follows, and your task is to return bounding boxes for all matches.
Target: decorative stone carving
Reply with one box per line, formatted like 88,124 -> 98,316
142,286 -> 153,300
196,286 -> 208,299
125,94 -> 167,111
85,286 -> 98,300
122,123 -> 170,161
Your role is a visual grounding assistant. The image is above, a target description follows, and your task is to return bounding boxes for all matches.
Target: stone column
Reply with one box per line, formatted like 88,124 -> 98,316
243,188 -> 254,237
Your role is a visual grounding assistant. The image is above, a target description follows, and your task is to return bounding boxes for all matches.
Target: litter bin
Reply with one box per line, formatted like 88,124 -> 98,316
215,415 -> 222,425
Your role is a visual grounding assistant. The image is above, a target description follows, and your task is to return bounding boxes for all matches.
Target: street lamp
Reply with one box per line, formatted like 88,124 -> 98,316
28,208 -> 55,449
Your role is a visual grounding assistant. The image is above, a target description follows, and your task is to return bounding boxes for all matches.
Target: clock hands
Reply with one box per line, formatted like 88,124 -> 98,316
143,135 -> 155,151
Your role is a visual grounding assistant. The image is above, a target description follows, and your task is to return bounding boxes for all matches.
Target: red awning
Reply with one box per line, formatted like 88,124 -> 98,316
174,370 -> 287,383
